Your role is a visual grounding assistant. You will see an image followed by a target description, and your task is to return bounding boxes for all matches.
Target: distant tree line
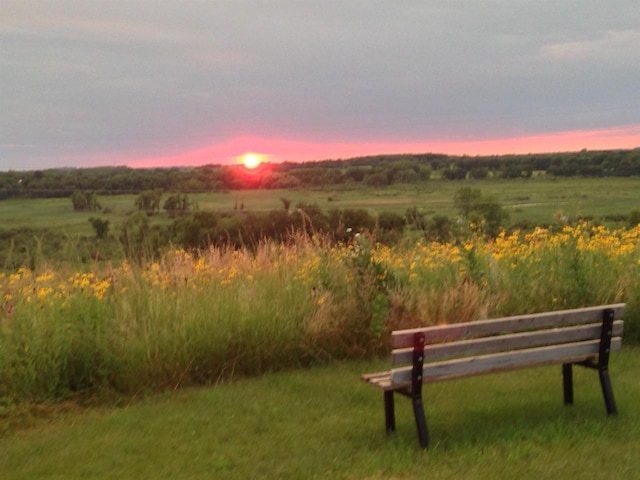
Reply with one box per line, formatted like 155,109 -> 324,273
2,149 -> 640,199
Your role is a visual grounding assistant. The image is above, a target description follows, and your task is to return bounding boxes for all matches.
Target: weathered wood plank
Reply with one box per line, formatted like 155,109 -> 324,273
391,304 -> 625,348
361,371 -> 391,383
390,337 -> 622,384
361,372 -> 394,390
391,321 -> 624,365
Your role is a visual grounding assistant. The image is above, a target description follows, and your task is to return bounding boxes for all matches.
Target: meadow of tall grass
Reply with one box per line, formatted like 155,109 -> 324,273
1,222 -> 639,406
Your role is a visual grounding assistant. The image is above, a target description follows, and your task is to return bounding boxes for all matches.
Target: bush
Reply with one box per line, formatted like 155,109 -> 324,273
363,172 -> 388,187
70,191 -> 101,211
171,211 -> 219,249
377,211 -> 405,232
328,208 -> 376,240
628,209 -> 640,228
454,187 -> 508,237
427,215 -> 454,242
88,217 -> 110,239
163,194 -> 191,217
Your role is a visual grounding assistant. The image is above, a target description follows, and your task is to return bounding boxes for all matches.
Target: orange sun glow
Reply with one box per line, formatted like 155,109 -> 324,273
242,153 -> 262,169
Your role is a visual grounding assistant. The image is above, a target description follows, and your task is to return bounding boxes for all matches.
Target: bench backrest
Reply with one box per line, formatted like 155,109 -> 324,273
390,304 -> 625,385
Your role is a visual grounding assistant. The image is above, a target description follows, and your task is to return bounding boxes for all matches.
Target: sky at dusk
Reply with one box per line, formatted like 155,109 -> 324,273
2,1 -> 640,171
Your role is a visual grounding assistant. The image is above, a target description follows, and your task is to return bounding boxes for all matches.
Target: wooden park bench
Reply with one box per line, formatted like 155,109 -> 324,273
361,304 -> 625,448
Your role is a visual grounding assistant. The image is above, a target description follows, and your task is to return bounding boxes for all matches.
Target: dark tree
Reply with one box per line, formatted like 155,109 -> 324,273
88,217 -> 110,239
70,191 -> 101,211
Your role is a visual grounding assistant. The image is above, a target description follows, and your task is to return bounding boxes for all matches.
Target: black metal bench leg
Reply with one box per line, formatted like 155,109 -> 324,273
384,391 -> 396,433
562,363 -> 574,405
599,368 -> 618,415
598,308 -> 618,415
412,396 -> 429,449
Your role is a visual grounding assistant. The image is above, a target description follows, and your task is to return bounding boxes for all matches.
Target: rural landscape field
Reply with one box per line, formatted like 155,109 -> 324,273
1,153 -> 640,477
5,2 -> 640,476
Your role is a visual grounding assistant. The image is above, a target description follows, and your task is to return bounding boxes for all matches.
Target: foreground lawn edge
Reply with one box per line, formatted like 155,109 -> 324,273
1,346 -> 639,480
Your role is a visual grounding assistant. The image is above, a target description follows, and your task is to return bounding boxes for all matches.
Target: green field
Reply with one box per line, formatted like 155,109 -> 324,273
2,176 -> 640,237
2,348 -> 639,479
2,176 -> 640,477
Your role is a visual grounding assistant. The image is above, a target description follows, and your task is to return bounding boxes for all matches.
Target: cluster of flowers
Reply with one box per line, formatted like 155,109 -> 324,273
2,223 -> 639,317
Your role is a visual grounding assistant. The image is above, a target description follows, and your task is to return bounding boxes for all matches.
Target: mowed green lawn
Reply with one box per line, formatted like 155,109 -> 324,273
2,176 -> 640,236
2,346 -> 639,479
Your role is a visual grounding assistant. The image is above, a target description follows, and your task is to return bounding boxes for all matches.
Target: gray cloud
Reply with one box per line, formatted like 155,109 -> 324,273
2,1 -> 639,169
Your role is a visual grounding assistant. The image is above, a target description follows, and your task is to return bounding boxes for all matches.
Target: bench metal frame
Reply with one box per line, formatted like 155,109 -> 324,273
362,304 -> 625,449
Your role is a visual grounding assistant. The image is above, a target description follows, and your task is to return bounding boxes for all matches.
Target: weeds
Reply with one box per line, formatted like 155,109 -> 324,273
1,222 -> 639,405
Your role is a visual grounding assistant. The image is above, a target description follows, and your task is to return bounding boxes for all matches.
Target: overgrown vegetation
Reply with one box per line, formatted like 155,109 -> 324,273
1,223 -> 639,406
2,185 -> 514,268
3,150 -> 640,269
1,180 -> 640,272
2,155 -> 640,415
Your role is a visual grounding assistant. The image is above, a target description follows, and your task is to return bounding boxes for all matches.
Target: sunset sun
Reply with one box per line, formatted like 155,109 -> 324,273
242,153 -> 262,169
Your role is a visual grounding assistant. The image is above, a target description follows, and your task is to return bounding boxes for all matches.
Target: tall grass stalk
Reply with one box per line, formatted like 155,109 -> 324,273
1,223 -> 639,405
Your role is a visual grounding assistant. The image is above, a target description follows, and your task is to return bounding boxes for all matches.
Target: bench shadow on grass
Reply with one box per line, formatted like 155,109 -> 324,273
435,402 -> 611,450
363,372 -> 619,451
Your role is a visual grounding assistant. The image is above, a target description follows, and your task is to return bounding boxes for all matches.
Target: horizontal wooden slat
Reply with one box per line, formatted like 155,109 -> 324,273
390,337 -> 622,385
360,371 -> 393,390
391,321 -> 624,366
392,304 -> 625,348
361,371 -> 391,383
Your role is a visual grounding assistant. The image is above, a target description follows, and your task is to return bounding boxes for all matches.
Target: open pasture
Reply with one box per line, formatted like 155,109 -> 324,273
2,176 -> 640,477
1,176 -> 639,237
